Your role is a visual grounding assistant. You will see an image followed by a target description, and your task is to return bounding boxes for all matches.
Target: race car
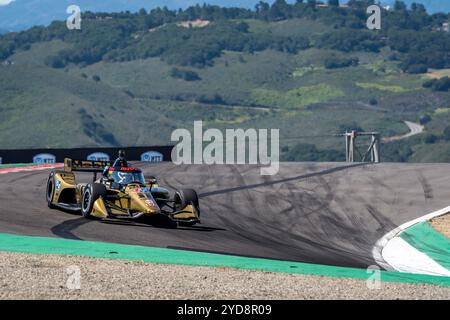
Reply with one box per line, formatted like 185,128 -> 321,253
46,158 -> 200,226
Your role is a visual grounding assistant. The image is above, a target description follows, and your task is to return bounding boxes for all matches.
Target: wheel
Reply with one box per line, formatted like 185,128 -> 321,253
81,183 -> 106,218
46,172 -> 56,209
174,188 -> 200,216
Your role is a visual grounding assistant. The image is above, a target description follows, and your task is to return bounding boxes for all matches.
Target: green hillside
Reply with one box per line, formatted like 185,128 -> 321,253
1,1 -> 450,162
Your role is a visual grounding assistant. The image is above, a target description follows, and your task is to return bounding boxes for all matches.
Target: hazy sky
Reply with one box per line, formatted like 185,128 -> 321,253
0,0 -> 14,5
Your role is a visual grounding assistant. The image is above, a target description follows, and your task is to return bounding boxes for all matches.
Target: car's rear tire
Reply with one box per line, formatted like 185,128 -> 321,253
81,183 -> 106,218
46,172 -> 56,209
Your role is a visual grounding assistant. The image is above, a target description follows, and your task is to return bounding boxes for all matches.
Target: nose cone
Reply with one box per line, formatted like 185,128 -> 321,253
143,198 -> 161,214
128,189 -> 161,214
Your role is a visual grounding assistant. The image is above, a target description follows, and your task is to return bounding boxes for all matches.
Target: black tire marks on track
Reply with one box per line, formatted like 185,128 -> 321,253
1,162 -> 450,269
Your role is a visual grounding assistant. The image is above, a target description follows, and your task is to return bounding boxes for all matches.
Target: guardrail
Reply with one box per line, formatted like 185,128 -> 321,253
0,146 -> 174,165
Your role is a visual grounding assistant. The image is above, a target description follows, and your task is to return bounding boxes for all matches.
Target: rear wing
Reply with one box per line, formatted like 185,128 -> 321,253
64,158 -> 111,173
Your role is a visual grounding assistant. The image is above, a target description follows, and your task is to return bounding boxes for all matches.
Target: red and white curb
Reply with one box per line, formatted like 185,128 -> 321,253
372,206 -> 450,276
0,164 -> 63,174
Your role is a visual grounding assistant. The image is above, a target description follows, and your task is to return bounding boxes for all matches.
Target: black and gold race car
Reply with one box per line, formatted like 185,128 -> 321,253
46,158 -> 200,226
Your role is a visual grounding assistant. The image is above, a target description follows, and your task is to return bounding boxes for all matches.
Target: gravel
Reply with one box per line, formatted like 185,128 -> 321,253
0,251 -> 449,300
431,214 -> 450,239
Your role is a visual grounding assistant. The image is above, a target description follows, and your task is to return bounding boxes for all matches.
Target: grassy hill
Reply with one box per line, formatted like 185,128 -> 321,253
0,41 -> 178,148
1,2 -> 450,162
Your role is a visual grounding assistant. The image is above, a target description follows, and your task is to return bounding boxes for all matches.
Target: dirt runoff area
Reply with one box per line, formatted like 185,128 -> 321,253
0,251 -> 449,300
431,214 -> 450,239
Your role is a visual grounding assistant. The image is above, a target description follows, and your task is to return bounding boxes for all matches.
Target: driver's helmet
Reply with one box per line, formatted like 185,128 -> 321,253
118,150 -> 126,160
108,167 -> 145,186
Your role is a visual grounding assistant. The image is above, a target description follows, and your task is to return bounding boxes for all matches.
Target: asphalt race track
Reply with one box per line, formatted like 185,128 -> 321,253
1,162 -> 450,269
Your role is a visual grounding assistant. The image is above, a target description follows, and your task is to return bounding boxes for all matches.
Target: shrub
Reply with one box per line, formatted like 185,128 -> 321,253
443,126 -> 450,141
170,67 -> 201,81
423,133 -> 438,144
422,79 -> 434,88
197,94 -> 225,105
282,143 -> 345,162
419,114 -> 431,125
404,64 -> 428,74
324,56 -> 359,69
432,77 -> 450,92
422,77 -> 450,92
236,22 -> 250,33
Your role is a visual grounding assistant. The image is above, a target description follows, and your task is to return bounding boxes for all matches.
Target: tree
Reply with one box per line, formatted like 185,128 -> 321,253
328,0 -> 340,7
347,0 -> 374,7
394,1 -> 407,11
255,1 -> 270,13
307,0 -> 316,8
255,1 -> 270,20
411,2 -> 426,13
269,0 -> 289,21
419,114 -> 431,125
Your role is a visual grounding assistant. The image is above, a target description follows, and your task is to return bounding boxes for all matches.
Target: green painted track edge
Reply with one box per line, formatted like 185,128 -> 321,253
0,163 -> 34,169
0,233 -> 449,287
400,221 -> 450,272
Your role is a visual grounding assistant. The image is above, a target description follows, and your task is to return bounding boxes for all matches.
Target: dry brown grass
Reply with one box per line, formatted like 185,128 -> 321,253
177,19 -> 210,28
425,69 -> 450,79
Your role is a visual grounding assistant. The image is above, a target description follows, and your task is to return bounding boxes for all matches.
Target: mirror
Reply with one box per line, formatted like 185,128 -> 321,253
145,177 -> 157,185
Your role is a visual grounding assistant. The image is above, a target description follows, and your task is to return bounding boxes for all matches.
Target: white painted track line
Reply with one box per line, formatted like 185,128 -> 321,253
373,206 -> 450,274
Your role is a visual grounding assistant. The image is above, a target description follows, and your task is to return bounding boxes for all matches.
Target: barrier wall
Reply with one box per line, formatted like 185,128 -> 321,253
0,146 -> 174,165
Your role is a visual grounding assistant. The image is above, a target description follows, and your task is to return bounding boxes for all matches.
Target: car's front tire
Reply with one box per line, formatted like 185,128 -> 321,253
46,172 -> 56,209
81,183 -> 106,218
174,188 -> 200,226
174,188 -> 200,212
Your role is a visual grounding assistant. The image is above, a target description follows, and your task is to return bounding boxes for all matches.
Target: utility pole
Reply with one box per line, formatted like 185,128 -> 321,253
342,131 -> 381,163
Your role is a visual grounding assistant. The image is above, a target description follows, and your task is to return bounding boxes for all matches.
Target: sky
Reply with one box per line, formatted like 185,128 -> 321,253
0,0 -> 14,5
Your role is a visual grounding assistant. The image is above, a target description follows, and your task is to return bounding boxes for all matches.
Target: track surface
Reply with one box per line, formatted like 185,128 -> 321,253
1,162 -> 450,269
